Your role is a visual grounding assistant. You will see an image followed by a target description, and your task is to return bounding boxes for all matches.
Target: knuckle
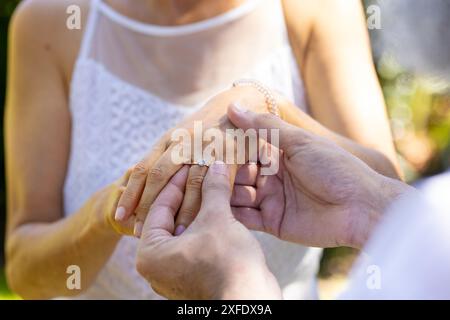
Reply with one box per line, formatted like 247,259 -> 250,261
186,174 -> 205,190
121,189 -> 138,203
148,166 -> 166,183
178,207 -> 197,222
132,162 -> 148,178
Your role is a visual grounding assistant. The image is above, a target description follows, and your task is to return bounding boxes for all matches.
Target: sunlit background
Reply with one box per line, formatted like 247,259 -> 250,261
1,0 -> 449,300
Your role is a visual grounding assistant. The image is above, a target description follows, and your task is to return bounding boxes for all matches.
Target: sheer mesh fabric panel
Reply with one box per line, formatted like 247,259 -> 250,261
89,0 -> 287,106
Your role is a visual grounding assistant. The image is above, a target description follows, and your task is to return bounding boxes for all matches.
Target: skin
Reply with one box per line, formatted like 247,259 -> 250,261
229,106 -> 412,249
115,85 -> 271,237
136,107 -> 413,300
118,0 -> 401,235
136,163 -> 281,299
283,0 -> 399,172
5,0 -> 399,298
108,0 -> 247,26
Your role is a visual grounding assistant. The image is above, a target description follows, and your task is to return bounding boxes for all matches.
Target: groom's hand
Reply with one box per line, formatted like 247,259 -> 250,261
136,162 -> 281,300
228,105 -> 412,249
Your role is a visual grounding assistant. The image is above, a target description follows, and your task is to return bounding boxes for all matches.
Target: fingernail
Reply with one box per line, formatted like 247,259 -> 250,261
174,225 -> 186,236
114,206 -> 126,221
134,221 -> 143,238
231,102 -> 247,113
210,161 -> 229,177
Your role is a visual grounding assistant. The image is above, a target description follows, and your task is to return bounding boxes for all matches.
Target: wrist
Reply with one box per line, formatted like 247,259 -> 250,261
273,92 -> 290,122
91,183 -> 124,239
217,264 -> 281,300
350,174 -> 413,249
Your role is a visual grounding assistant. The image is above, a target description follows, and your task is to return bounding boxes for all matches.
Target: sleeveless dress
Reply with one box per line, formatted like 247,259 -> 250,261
64,0 -> 323,299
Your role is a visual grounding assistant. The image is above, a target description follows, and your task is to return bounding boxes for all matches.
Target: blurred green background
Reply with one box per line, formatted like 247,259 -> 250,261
0,0 -> 449,300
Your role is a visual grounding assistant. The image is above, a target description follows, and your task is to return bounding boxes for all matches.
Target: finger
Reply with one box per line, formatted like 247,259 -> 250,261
141,166 -> 189,242
134,144 -> 184,237
174,165 -> 208,234
234,163 -> 258,186
114,163 -> 147,222
106,181 -> 137,235
115,143 -> 166,222
231,185 -> 258,208
111,184 -> 136,235
258,139 -> 282,176
227,104 -> 307,149
231,207 -> 264,232
198,161 -> 232,220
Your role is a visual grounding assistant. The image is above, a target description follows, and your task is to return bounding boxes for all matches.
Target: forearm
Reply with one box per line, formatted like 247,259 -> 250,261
213,264 -> 282,300
219,274 -> 282,300
185,86 -> 400,180
279,98 -> 400,179
350,174 -> 415,250
6,184 -> 121,299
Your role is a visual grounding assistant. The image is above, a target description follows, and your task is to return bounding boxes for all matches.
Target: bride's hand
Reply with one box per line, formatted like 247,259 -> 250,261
113,86 -> 272,237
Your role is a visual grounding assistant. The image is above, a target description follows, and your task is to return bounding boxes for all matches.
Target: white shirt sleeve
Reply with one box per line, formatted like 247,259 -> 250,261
340,171 -> 450,299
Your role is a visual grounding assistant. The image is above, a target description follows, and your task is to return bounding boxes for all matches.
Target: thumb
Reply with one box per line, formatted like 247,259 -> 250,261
227,103 -> 307,150
140,166 -> 189,241
197,161 -> 232,220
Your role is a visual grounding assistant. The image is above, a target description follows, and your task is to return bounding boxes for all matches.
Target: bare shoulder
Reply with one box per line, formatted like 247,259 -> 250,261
11,0 -> 89,35
282,0 -> 364,31
281,0 -> 319,30
281,0 -> 366,65
291,0 -> 365,29
10,0 -> 91,80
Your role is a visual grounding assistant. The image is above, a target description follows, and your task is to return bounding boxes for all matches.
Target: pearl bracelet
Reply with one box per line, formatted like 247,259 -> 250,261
232,79 -> 280,117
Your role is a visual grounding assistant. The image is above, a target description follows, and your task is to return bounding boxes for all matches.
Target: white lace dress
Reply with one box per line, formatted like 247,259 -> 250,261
64,0 -> 322,299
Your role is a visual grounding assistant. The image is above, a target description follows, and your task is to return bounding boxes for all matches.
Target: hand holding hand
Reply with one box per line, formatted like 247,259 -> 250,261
229,106 -> 410,249
136,162 -> 281,300
113,86 -> 270,237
